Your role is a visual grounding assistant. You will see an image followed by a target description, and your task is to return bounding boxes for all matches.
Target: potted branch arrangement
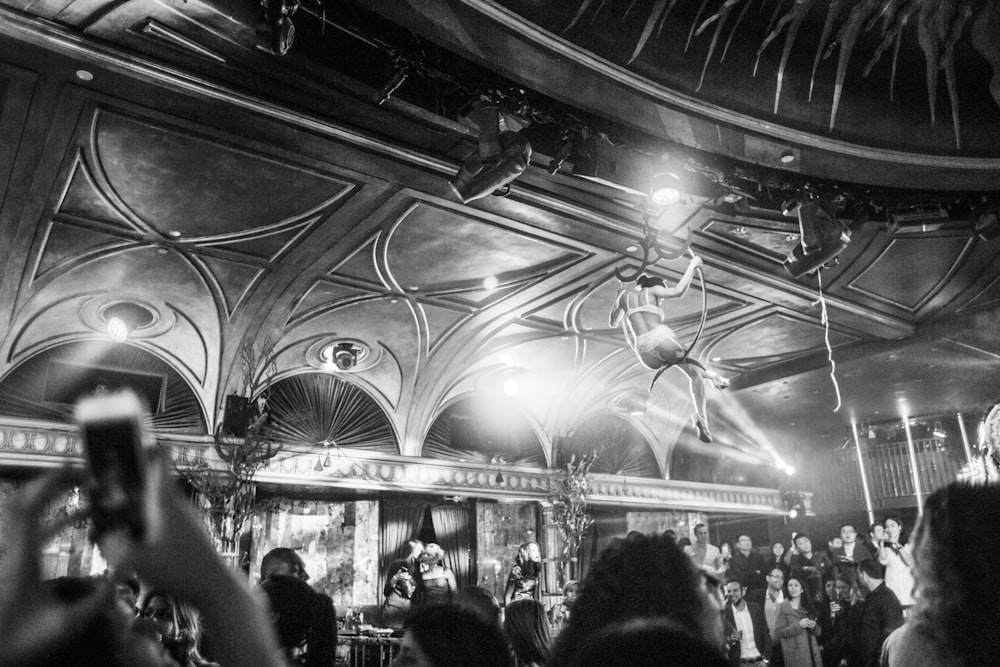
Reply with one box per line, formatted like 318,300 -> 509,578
547,448 -> 598,587
178,336 -> 280,569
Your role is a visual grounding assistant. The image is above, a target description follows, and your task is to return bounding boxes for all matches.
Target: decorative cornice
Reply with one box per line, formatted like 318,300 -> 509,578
0,419 -> 790,513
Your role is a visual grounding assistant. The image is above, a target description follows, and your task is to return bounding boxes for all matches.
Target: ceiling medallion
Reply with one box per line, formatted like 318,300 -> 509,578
79,296 -> 174,341
305,338 -> 381,373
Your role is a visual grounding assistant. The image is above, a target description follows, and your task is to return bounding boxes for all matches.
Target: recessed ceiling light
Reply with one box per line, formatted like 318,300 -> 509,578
168,230 -> 181,238
483,275 -> 498,290
711,356 -> 721,362
626,244 -> 639,252
75,69 -> 94,81
780,150 -> 795,163
407,285 -> 419,291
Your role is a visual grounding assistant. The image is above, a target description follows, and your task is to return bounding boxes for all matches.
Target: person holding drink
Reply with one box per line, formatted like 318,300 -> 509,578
774,577 -> 823,667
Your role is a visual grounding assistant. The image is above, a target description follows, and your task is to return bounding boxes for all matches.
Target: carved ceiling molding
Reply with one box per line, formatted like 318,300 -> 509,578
0,419 -> 788,513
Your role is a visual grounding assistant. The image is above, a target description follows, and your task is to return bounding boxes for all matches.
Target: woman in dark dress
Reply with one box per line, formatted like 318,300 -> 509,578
504,542 -> 542,606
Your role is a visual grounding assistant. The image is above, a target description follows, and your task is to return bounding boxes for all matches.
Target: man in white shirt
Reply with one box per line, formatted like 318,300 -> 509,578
747,567 -> 786,666
723,579 -> 770,667
685,523 -> 724,577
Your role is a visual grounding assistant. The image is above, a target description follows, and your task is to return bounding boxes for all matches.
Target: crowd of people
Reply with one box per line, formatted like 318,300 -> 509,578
0,443 -> 997,667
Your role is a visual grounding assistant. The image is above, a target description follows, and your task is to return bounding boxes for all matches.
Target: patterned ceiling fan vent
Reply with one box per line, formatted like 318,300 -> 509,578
560,414 -> 660,479
262,372 -> 396,453
0,341 -> 205,433
422,397 -> 545,467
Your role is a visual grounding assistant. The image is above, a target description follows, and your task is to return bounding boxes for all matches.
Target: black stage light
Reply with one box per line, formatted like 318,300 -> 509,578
450,106 -> 532,204
783,201 -> 851,279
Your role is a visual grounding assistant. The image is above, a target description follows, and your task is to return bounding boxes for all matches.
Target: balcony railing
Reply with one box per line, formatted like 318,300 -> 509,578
812,438 -> 964,512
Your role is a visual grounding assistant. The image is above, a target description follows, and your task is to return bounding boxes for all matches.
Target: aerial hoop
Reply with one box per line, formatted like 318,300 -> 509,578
647,248 -> 708,393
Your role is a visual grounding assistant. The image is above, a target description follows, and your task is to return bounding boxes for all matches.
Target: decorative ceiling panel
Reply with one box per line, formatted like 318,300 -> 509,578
848,236 -> 972,312
194,253 -> 266,317
289,280 -> 376,326
958,274 -> 1000,313
34,221 -> 130,280
385,202 -> 584,290
708,312 -> 856,369
701,219 -> 800,262
58,158 -> 136,230
421,302 -> 470,353
92,110 -> 354,237
329,237 -> 384,287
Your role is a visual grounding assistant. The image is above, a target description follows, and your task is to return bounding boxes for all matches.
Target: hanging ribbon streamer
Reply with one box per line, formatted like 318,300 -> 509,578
817,271 -> 842,412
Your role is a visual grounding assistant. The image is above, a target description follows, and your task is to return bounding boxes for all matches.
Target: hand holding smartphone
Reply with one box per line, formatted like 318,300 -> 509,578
75,389 -> 153,540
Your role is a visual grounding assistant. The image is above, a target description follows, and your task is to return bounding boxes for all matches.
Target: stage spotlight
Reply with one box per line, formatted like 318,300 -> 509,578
450,106 -> 532,204
782,201 -> 851,278
784,464 -> 796,476
258,0 -> 300,56
781,489 -> 806,519
649,172 -> 683,206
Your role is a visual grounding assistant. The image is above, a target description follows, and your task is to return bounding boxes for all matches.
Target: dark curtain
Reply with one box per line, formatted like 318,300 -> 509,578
577,509 -> 628,583
379,496 -> 428,599
429,504 -> 473,589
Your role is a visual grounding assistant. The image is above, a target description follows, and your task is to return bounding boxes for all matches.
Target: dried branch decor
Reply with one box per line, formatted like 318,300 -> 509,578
548,449 -> 598,586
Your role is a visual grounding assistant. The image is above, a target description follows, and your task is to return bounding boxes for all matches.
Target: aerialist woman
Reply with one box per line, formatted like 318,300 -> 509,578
609,253 -> 728,443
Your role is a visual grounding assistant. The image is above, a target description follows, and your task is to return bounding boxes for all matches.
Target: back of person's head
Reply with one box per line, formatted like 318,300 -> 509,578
403,603 -> 513,667
454,585 -> 501,625
571,618 -> 728,667
910,482 -> 1000,667
550,532 -> 721,667
260,547 -> 304,581
259,575 -> 315,650
636,274 -> 665,289
503,599 -> 551,667
858,557 -> 882,581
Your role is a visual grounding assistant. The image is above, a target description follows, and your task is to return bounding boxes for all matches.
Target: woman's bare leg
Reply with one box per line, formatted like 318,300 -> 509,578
678,364 -> 712,443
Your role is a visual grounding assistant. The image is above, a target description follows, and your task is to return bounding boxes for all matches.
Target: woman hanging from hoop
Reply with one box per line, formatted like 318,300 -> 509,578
609,254 -> 728,443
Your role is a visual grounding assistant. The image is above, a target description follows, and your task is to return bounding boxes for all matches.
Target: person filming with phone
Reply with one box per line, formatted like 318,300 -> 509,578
0,389 -> 284,667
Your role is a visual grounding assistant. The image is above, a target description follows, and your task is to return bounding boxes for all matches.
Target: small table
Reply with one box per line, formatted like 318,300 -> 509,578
337,633 -> 401,667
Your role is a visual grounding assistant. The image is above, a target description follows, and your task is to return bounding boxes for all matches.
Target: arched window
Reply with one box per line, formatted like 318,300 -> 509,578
422,396 -> 545,466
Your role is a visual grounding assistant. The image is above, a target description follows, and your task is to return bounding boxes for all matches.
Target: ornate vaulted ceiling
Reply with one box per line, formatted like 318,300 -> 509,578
0,0 -> 998,485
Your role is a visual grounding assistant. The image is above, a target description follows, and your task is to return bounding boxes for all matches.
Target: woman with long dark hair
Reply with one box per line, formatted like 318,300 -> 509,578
881,483 -> 1000,667
503,542 -> 541,606
503,599 -> 552,667
878,515 -> 915,608
773,577 -> 822,667
609,258 -> 728,443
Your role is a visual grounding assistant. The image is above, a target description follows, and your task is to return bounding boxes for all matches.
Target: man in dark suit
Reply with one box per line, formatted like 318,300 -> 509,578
723,578 -> 771,667
829,522 -> 873,579
728,534 -> 766,594
857,558 -> 903,667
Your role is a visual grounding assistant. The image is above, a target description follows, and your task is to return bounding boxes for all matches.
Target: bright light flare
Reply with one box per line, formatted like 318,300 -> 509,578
503,378 -> 519,396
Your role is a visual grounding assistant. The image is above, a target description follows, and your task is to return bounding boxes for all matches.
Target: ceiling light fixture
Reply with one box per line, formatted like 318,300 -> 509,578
932,421 -> 947,439
101,301 -> 155,341
483,275 -> 499,290
449,106 -> 532,204
782,200 -> 852,279
649,172 -> 682,206
779,150 -> 795,164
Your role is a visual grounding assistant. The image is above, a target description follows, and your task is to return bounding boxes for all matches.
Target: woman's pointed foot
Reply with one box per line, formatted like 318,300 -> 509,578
712,375 -> 730,390
693,416 -> 713,443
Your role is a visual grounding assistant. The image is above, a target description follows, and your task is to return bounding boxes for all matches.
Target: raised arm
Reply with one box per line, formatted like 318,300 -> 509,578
648,255 -> 703,299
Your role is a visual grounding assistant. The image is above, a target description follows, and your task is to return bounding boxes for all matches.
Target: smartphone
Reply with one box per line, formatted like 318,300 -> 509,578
75,389 -> 151,540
